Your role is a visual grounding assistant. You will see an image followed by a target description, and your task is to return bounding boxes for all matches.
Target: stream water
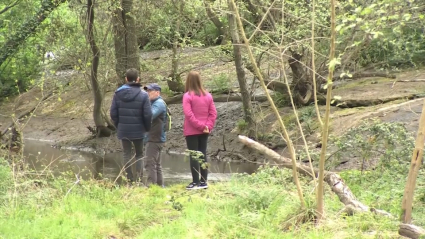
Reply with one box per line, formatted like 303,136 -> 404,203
22,140 -> 261,185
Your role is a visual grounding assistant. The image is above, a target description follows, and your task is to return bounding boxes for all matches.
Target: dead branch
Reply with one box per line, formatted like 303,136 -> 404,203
401,99 -> 425,224
0,91 -> 54,138
0,0 -> 21,15
238,135 -> 393,218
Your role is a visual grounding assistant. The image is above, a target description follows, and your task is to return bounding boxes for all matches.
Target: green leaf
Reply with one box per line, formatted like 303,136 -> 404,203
328,58 -> 341,72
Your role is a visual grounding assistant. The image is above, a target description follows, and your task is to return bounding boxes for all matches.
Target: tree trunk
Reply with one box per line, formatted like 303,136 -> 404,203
0,0 -> 66,68
112,0 -> 140,84
87,0 -> 112,137
241,0 -> 262,26
203,0 -> 227,45
242,0 -> 276,31
317,0 -> 337,222
400,99 -> 425,223
288,52 -> 312,105
168,0 -> 184,92
230,0 -> 305,208
227,0 -> 256,138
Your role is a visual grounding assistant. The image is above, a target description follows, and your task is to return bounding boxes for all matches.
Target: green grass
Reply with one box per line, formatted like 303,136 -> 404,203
0,162 -> 420,239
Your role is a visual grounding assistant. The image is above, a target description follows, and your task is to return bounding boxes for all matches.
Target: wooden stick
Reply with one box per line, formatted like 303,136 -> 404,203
400,98 -> 425,223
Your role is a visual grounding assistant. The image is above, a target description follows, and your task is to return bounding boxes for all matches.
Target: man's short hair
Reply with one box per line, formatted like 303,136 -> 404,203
126,68 -> 139,82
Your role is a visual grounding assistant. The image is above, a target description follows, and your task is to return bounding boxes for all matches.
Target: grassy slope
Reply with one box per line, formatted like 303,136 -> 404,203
2,162 -> 421,239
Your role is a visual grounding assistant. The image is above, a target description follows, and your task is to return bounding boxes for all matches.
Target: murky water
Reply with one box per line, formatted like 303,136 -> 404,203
22,140 -> 261,185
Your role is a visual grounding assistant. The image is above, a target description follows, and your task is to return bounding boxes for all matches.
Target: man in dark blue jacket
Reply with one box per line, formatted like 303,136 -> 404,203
110,68 -> 152,183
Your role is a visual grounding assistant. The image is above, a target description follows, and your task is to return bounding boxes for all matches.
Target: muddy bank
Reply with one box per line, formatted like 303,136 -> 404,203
2,99 -> 264,162
1,59 -> 425,167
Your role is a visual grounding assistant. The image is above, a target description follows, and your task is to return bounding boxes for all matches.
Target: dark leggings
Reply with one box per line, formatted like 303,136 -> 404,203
185,134 -> 209,184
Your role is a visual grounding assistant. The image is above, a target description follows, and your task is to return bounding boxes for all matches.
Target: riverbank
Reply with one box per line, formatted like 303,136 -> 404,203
0,161 -> 418,238
1,49 -> 425,167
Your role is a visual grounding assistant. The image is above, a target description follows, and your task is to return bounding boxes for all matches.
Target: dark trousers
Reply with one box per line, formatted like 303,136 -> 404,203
121,139 -> 144,182
144,142 -> 164,187
185,134 -> 209,184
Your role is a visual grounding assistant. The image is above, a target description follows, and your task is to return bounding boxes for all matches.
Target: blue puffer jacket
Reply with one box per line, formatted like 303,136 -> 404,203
145,96 -> 167,143
110,83 -> 152,140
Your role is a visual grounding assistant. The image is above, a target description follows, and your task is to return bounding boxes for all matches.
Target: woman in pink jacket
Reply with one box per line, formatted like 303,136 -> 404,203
183,71 -> 217,190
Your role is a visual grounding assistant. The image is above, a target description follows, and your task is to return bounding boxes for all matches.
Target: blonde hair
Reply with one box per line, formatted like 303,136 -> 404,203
185,71 -> 206,96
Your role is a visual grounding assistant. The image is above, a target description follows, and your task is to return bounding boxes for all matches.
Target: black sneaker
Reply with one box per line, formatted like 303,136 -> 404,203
198,181 -> 208,189
186,182 -> 199,190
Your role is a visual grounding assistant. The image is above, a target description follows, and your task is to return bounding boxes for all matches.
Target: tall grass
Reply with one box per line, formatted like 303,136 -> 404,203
0,161 -> 413,238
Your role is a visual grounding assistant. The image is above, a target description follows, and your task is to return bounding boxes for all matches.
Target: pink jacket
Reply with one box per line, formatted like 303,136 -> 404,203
183,91 -> 217,136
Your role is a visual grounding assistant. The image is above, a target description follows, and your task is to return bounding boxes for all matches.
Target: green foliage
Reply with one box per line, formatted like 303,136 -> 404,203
0,162 -> 417,238
298,106 -> 319,134
271,91 -> 288,107
210,73 -> 230,92
161,85 -> 175,97
336,0 -> 425,69
0,52 -> 40,97
185,149 -> 209,170
133,1 -> 214,50
236,119 -> 248,132
0,160 -> 12,197
0,2 -> 85,99
330,118 -> 414,171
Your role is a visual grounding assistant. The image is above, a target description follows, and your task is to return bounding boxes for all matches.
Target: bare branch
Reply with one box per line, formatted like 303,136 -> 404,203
0,0 -> 21,15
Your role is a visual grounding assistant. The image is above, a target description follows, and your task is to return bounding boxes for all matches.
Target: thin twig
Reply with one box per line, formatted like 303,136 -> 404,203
65,174 -> 80,197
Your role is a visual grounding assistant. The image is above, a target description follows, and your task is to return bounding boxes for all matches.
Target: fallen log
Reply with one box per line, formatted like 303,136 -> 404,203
238,135 -> 393,217
395,79 -> 425,83
399,223 -> 425,239
317,93 -> 424,108
164,93 -> 268,104
333,72 -> 396,81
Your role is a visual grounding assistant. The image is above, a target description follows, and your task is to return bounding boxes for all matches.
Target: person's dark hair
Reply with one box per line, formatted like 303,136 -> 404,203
126,68 -> 139,82
185,71 -> 206,95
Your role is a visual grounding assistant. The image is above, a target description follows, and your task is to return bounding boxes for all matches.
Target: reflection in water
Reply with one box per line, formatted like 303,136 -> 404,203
23,140 -> 261,185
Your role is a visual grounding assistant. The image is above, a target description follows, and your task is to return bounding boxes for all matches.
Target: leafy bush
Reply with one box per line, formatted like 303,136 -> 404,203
211,73 -> 231,92
330,119 -> 415,171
